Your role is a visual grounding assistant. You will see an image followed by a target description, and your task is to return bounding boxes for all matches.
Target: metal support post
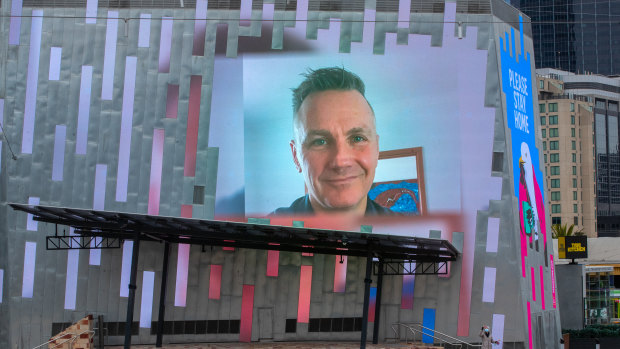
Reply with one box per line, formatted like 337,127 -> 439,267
124,233 -> 141,349
372,259 -> 384,344
360,252 -> 373,348
156,242 -> 170,347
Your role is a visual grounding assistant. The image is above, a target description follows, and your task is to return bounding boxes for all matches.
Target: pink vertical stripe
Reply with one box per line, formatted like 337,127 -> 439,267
174,243 -> 190,306
138,14 -> 151,48
527,302 -> 533,349
52,125 -> 66,181
90,164 -> 107,265
368,287 -> 377,322
22,242 -> 37,298
148,129 -> 165,215
76,65 -> 93,155
174,205 -> 193,306
550,255 -> 557,308
181,204 -> 193,218
521,230 -> 527,277
101,11 -> 118,100
333,255 -> 347,293
192,0 -> 208,56
158,17 -> 173,73
531,267 -> 536,301
9,0 -> 23,45
297,265 -> 312,323
49,47 -> 62,80
240,285 -> 255,342
540,265 -> 546,310
209,265 -> 222,299
85,0 -> 98,24
165,84 -> 179,119
21,10 -> 43,154
266,250 -> 279,277
115,56 -> 137,202
401,274 -> 415,309
27,197 -> 40,231
184,75 -> 202,177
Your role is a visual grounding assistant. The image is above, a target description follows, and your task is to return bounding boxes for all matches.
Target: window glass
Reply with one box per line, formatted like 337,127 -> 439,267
543,141 -> 547,150
571,128 -> 576,137
573,166 -> 577,175
573,191 -> 578,200
572,141 -> 576,150
552,204 -> 561,213
550,128 -> 559,137
541,116 -> 546,125
551,179 -> 560,188
551,192 -> 561,201
540,104 -> 546,113
550,166 -> 560,175
542,129 -> 547,138
570,103 -> 575,112
550,141 -> 559,150
549,103 -> 558,112
573,178 -> 578,188
571,115 -> 575,125
549,115 -> 558,125
550,153 -> 560,162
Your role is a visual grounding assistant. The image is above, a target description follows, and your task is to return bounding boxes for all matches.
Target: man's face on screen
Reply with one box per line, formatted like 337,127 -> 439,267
291,90 -> 379,214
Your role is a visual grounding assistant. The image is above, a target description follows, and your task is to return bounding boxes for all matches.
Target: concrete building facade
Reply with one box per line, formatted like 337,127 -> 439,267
536,73 -> 596,236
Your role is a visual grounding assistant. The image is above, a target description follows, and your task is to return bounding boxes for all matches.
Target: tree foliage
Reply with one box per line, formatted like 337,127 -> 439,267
551,223 -> 585,239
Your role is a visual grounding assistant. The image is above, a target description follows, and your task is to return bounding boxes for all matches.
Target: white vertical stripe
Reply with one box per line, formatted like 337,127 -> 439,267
27,197 -> 40,231
76,66 -> 93,155
64,228 -> 79,309
139,271 -> 155,328
22,242 -> 36,298
492,314 -> 505,349
9,0 -> 23,45
49,47 -> 62,81
101,11 -> 118,100
174,243 -> 190,306
486,217 -> 500,253
0,269 -> 4,303
85,0 -> 98,24
397,0 -> 411,28
240,0 -> 252,20
89,164 -> 107,265
115,56 -> 137,202
21,10 -> 43,154
52,125 -> 66,181
138,14 -> 151,48
120,241 -> 133,297
158,17 -> 173,72
482,267 -> 497,303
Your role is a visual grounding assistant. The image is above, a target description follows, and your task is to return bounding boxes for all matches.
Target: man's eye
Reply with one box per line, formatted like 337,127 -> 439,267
310,139 -> 327,146
351,135 -> 366,143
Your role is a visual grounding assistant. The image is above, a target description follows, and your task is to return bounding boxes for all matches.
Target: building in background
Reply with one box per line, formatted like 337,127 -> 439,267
537,69 -> 620,236
513,0 -> 620,76
536,72 -> 596,236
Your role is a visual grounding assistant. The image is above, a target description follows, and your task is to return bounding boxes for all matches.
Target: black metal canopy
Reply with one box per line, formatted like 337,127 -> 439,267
10,203 -> 459,262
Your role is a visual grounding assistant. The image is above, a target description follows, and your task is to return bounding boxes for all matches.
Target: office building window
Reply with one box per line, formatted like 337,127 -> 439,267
571,128 -> 576,137
544,154 -> 547,163
550,141 -> 559,150
570,103 -> 575,112
572,153 -> 577,162
551,192 -> 561,201
574,217 -> 578,225
550,128 -> 559,137
550,166 -> 560,175
551,179 -> 560,188
552,217 -> 561,225
572,166 -> 577,175
573,178 -> 577,188
540,103 -> 546,113
574,204 -> 578,213
541,116 -> 546,125
572,141 -> 576,150
571,115 -> 575,125
573,191 -> 578,200
549,115 -> 558,125
552,204 -> 561,213
550,153 -> 560,162
549,103 -> 558,112
539,80 -> 544,89
542,129 -> 547,138
610,102 -> 618,112
596,99 -> 606,109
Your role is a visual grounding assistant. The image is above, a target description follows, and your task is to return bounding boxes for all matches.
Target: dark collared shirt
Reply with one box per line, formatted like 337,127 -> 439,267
271,195 -> 397,216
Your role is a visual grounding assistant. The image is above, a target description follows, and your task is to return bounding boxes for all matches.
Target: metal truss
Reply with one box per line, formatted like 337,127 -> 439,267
46,235 -> 121,250
375,260 -> 448,275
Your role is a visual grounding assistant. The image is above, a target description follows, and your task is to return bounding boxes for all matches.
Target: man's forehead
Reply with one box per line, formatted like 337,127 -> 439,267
296,90 -> 375,128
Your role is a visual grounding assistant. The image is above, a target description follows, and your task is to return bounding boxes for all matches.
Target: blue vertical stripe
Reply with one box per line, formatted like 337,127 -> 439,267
422,308 -> 436,344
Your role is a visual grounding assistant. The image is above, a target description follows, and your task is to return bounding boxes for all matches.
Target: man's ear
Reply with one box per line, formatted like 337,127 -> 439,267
290,140 -> 302,173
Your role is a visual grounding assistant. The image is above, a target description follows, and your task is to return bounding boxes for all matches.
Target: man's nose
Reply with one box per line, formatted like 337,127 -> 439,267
328,138 -> 354,169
